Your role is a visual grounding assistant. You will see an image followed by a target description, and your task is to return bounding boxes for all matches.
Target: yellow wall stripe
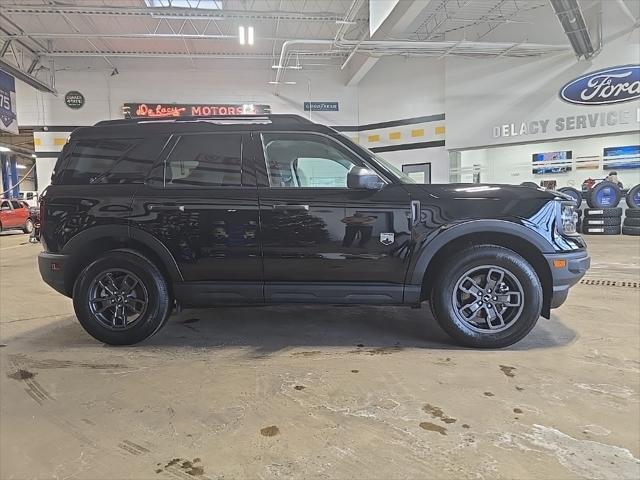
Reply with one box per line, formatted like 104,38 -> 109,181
33,137 -> 42,146
368,134 -> 380,143
389,131 -> 401,140
411,128 -> 425,138
54,138 -> 67,145
435,126 -> 445,135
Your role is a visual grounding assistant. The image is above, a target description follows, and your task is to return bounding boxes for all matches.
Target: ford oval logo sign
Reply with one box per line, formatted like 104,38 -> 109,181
560,65 -> 640,106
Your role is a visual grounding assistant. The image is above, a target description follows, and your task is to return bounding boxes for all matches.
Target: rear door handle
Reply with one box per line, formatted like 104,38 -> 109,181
272,204 -> 309,211
149,204 -> 185,212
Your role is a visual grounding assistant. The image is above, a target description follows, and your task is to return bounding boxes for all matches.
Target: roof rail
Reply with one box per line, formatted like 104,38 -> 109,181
94,114 -> 313,127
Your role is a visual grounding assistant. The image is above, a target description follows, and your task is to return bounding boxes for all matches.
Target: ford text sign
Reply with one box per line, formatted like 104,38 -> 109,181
560,65 -> 640,106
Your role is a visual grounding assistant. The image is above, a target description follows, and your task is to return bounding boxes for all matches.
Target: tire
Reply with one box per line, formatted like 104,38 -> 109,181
583,207 -> 623,217
520,182 -> 538,188
582,225 -> 621,235
622,226 -> 640,236
624,217 -> 640,227
583,217 -> 622,226
430,245 -> 542,349
72,249 -> 172,345
586,181 -> 622,208
626,209 -> 640,218
558,187 -> 582,206
23,218 -> 34,234
626,184 -> 640,209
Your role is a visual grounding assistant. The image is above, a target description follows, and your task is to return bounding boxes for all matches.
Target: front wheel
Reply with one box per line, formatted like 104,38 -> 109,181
73,250 -> 172,345
430,245 -> 542,348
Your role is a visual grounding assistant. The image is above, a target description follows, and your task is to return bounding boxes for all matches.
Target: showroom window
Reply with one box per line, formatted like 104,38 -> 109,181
160,134 -> 243,187
60,137 -> 167,184
262,133 -> 359,188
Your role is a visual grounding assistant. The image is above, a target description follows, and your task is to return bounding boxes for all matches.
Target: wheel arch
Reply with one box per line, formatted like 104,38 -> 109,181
60,225 -> 182,296
413,223 -> 554,318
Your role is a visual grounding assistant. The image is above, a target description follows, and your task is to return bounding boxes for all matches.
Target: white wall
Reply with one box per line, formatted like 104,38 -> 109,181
16,65 -> 359,127
357,56 -> 449,183
445,6 -> 640,150
457,132 -> 640,188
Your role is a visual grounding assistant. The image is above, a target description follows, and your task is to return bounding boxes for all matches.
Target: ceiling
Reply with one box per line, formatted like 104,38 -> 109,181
0,0 -> 638,90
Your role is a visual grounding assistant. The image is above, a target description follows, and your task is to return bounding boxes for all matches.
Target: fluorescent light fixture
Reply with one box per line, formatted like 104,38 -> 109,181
247,26 -> 254,45
336,20 -> 357,25
0,146 -> 11,152
238,26 -> 245,45
268,81 -> 296,85
32,154 -> 37,158
17,164 -> 27,170
271,65 -> 302,70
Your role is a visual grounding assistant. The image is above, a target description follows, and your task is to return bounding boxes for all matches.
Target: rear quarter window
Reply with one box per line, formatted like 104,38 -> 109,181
58,137 -> 168,185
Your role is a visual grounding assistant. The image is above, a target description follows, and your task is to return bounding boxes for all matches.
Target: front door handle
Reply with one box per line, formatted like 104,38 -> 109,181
149,204 -> 185,212
411,200 -> 421,226
272,204 -> 309,211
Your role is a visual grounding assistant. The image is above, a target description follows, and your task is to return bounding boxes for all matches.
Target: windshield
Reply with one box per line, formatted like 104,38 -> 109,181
368,151 -> 416,184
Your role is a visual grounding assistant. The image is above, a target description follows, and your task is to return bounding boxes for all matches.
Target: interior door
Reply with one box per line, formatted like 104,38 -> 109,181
254,132 -> 412,303
132,132 -> 262,302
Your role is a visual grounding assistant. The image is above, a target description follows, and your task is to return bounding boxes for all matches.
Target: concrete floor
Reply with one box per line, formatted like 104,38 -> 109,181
1,230 -> 639,480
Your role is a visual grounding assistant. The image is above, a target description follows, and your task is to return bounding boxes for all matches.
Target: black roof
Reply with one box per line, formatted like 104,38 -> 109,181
72,114 -> 335,139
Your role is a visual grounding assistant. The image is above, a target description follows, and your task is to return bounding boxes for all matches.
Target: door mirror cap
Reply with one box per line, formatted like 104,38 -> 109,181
347,167 -> 384,190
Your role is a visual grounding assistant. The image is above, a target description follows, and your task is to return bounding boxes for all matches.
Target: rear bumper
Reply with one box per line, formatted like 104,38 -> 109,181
544,249 -> 590,309
38,252 -> 70,296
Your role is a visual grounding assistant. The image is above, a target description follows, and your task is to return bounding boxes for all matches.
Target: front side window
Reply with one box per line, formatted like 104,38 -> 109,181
160,134 -> 242,187
262,133 -> 361,188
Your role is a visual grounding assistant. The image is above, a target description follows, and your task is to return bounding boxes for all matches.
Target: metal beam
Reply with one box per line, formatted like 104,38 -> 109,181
0,58 -> 55,93
0,4 -> 366,22
40,50 -> 344,59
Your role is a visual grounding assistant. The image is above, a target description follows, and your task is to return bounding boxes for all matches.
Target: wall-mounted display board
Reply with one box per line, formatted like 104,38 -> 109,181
532,151 -> 573,174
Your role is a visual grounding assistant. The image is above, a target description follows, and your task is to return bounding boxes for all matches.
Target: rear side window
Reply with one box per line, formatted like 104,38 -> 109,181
59,137 -> 167,184
10,200 -> 21,209
155,134 -> 243,187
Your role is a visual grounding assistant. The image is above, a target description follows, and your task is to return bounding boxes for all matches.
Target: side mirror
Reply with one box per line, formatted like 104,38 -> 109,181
347,167 -> 384,190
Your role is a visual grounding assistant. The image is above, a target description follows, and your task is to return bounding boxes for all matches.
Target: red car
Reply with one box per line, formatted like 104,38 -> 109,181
0,199 -> 35,233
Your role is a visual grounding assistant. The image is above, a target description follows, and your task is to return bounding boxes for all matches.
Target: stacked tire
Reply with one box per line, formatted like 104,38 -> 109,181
623,184 -> 640,236
582,181 -> 623,235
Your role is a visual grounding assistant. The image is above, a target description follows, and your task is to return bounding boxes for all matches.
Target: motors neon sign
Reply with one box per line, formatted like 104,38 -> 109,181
123,103 -> 271,118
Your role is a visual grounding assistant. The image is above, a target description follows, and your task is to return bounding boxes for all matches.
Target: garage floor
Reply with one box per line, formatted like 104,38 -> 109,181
1,232 -> 639,479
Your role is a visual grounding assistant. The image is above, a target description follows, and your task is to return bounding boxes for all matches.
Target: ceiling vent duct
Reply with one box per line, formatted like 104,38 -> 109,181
549,0 -> 601,59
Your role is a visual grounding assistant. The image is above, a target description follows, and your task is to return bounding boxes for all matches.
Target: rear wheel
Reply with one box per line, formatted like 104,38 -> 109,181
430,245 -> 542,348
73,250 -> 172,345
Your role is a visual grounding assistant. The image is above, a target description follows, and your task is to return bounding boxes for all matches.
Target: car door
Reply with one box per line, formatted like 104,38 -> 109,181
254,131 -> 413,304
0,200 -> 15,228
10,200 -> 28,227
132,132 -> 262,303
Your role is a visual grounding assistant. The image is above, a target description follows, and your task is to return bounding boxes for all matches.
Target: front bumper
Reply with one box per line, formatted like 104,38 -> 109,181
38,252 -> 70,296
544,249 -> 590,309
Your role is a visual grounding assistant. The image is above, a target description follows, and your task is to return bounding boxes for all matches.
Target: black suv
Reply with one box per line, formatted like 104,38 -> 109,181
38,115 -> 589,348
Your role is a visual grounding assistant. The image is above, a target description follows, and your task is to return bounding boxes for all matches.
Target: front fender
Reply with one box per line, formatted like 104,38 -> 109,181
407,219 -> 555,285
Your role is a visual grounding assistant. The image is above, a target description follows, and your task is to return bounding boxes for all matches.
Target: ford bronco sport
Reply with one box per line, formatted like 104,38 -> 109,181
38,115 -> 589,347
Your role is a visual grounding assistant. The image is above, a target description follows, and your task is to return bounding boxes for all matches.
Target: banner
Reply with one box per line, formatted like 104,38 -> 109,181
123,103 -> 271,119
0,71 -> 18,134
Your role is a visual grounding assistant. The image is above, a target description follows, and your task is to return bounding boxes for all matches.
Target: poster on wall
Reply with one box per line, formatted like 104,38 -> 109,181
123,103 -> 271,118
0,70 -> 18,134
603,145 -> 640,170
532,151 -> 572,174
